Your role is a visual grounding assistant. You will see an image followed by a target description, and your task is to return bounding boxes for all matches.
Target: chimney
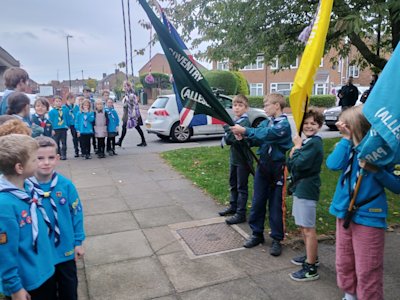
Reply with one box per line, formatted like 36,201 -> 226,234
103,73 -> 107,79
115,69 -> 118,74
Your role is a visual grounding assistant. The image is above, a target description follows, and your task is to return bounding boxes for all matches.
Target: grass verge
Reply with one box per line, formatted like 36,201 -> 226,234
161,138 -> 399,236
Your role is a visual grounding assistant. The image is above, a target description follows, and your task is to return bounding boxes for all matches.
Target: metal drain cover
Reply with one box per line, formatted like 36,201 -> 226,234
170,218 -> 248,258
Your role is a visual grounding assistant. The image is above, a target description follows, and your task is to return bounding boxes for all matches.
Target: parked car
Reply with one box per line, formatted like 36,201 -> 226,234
145,94 -> 268,142
109,91 -> 117,102
323,86 -> 369,130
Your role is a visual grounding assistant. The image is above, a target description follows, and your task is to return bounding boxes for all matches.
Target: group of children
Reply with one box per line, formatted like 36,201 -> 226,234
32,91 -> 120,160
0,131 -> 85,299
221,93 -> 399,299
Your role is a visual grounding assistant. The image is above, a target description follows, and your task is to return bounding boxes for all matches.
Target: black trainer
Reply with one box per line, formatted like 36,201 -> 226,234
291,255 -> 320,267
243,235 -> 265,248
225,214 -> 246,225
137,142 -> 147,147
218,207 -> 236,216
289,262 -> 319,282
270,239 -> 282,256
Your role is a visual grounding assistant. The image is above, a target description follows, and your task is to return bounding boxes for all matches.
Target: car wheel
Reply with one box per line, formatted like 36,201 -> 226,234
252,117 -> 265,128
170,122 -> 192,142
157,134 -> 170,141
328,125 -> 338,131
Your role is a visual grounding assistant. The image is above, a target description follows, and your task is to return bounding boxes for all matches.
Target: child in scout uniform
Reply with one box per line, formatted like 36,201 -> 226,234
75,99 -> 95,160
219,95 -> 252,225
31,97 -> 53,137
0,134 -> 56,300
287,109 -> 324,282
105,98 -> 119,156
29,136 -> 85,300
230,93 -> 293,256
48,96 -> 69,160
327,106 -> 400,300
64,93 -> 80,158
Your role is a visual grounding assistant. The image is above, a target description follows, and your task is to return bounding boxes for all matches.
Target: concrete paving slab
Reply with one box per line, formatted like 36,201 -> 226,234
158,251 -> 245,293
223,243 -> 299,275
180,200 -> 221,220
134,206 -> 193,228
156,178 -> 197,192
179,277 -> 271,300
86,257 -> 172,300
150,296 -> 178,300
143,226 -> 184,255
83,196 -> 129,216
251,267 -> 342,300
117,180 -> 163,198
167,189 -> 213,205
77,185 -> 120,201
109,169 -> 154,184
123,191 -> 176,210
84,230 -> 153,266
72,170 -> 114,189
84,212 -> 139,236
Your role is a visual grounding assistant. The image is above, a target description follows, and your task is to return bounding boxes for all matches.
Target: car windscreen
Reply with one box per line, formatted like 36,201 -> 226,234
151,97 -> 170,109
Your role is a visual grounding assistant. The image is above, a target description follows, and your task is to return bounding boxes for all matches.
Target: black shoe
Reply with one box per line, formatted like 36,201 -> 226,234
108,151 -> 114,156
225,214 -> 246,225
270,239 -> 282,256
289,262 -> 319,282
243,235 -> 264,248
218,207 -> 236,216
115,141 -> 122,147
291,255 -> 320,267
112,150 -> 117,155
85,155 -> 92,160
74,153 -> 80,158
137,141 -> 147,147
60,156 -> 67,160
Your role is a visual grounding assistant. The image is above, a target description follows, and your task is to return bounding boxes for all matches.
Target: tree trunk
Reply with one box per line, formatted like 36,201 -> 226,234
389,6 -> 400,51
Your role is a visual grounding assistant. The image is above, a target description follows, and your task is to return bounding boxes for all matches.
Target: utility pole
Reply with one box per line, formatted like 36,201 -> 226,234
66,34 -> 73,90
81,70 -> 84,81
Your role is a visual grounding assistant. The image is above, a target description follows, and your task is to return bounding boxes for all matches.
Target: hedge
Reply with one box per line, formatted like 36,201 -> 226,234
204,70 -> 238,95
232,71 -> 249,95
247,94 -> 336,108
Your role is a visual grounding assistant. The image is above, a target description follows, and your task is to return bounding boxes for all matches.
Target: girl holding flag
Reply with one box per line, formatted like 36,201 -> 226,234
327,105 -> 400,300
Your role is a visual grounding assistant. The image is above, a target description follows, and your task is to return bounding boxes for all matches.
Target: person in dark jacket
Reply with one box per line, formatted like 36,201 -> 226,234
338,77 -> 359,110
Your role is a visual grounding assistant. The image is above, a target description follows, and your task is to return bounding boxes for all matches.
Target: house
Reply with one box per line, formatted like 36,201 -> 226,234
212,47 -> 374,97
98,70 -> 133,92
0,47 -> 20,91
138,53 -> 208,76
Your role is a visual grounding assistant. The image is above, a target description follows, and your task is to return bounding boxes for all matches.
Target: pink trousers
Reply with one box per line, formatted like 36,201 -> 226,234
336,218 -> 385,300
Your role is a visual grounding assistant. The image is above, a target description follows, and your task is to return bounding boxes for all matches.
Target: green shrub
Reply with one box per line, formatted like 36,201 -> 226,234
204,70 -> 238,95
232,71 -> 249,95
285,94 -> 336,108
247,96 -> 264,108
140,72 -> 172,89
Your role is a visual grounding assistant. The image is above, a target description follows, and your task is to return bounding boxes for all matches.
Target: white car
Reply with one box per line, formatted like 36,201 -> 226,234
145,94 -> 268,142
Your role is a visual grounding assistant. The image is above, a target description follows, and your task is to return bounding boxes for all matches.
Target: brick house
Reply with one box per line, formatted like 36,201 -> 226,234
98,70 -> 131,93
212,47 -> 374,97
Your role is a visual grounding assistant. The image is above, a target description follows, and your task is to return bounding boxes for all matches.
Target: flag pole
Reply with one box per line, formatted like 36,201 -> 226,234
343,174 -> 364,229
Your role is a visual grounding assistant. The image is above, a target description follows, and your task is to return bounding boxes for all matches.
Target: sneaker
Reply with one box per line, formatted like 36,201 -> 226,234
137,141 -> 147,147
270,239 -> 282,256
74,153 -> 80,158
289,262 -> 319,282
108,151 -> 114,156
291,255 -> 320,267
225,214 -> 246,225
218,207 -> 236,216
112,150 -> 118,155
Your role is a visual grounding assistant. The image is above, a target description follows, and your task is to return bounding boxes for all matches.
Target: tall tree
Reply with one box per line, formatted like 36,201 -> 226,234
169,0 -> 400,71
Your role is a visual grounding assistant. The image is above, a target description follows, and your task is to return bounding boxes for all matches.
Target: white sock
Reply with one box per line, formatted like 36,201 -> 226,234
344,292 -> 357,300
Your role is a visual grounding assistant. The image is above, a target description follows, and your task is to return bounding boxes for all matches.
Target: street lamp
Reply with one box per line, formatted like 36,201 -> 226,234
66,34 -> 73,90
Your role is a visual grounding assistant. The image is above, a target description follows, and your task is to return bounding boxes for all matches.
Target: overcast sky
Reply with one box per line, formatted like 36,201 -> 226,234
1,0 -> 206,84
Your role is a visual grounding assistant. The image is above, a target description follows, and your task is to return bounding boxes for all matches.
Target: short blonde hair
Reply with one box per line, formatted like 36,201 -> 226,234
264,93 -> 286,110
233,94 -> 249,107
0,134 -> 38,175
102,89 -> 110,96
80,99 -> 91,112
339,105 -> 371,145
0,118 -> 32,136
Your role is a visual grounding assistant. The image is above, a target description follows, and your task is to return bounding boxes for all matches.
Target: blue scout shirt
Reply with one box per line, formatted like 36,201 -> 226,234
34,173 -> 85,264
244,114 -> 292,162
64,104 -> 77,127
105,107 -> 119,133
75,111 -> 95,135
327,138 -> 400,228
48,106 -> 69,130
0,178 -> 54,296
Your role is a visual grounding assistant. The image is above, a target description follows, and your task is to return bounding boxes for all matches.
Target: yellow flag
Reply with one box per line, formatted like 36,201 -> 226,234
289,0 -> 333,133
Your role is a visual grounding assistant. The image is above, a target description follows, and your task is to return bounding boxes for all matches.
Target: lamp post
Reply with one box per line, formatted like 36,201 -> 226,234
66,34 -> 73,90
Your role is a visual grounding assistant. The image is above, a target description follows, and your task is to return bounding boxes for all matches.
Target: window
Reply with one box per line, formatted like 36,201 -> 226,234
243,56 -> 264,70
270,58 -> 279,70
290,58 -> 299,69
249,83 -> 264,96
216,60 -> 229,70
270,82 -> 293,94
348,65 -> 359,78
313,83 -> 326,95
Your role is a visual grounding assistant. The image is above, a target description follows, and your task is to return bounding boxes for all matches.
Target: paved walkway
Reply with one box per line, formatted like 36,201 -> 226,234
52,103 -> 399,300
